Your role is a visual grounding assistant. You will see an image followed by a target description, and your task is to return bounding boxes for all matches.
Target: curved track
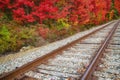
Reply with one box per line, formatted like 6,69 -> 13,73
92,21 -> 120,80
0,20 -> 119,80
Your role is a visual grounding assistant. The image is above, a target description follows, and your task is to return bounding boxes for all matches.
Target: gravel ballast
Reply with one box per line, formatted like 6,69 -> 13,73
0,21 -> 116,75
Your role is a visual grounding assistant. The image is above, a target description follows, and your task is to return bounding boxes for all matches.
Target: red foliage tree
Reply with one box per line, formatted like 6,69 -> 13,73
114,0 -> 120,14
0,0 -> 113,25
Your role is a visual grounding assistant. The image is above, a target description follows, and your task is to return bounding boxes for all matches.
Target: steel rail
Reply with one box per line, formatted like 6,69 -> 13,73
0,21 -> 114,80
81,20 -> 120,80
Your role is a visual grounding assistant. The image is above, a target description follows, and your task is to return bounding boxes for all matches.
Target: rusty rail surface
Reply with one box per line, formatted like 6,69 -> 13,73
81,20 -> 120,80
0,21 -> 115,80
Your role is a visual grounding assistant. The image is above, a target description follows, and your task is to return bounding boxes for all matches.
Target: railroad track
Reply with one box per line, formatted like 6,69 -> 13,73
92,21 -> 120,80
0,20 -> 119,80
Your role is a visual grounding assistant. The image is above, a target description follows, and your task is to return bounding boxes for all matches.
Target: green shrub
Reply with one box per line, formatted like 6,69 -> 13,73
56,18 -> 70,31
0,24 -> 36,54
0,25 -> 11,53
